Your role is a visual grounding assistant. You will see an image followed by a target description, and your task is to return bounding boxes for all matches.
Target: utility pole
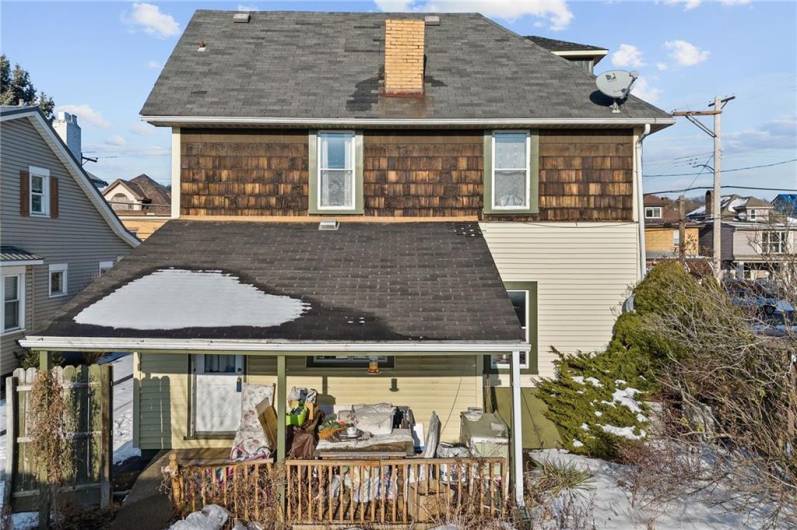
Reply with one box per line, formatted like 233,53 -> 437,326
672,95 -> 735,278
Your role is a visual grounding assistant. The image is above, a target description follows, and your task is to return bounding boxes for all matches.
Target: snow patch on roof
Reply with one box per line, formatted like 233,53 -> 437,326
74,269 -> 309,330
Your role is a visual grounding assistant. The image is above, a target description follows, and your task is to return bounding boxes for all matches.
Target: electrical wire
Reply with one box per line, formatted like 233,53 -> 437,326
645,185 -> 797,196
643,158 -> 797,178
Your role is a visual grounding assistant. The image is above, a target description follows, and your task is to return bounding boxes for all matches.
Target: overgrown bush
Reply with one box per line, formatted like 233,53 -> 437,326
538,262 -> 702,459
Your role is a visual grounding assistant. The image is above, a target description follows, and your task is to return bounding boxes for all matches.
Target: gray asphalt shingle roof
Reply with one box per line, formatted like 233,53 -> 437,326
40,221 -> 524,342
141,11 -> 670,123
525,36 -> 607,53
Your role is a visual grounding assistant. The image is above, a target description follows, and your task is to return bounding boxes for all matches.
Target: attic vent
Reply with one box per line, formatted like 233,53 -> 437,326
233,12 -> 251,23
424,15 -> 440,26
318,220 -> 340,231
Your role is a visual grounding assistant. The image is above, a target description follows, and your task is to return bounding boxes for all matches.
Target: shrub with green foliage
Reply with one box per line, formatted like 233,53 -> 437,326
538,261 -> 697,459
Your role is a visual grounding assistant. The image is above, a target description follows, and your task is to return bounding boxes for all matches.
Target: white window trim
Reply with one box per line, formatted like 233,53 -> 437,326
644,206 -> 662,219
762,231 -> 787,254
748,209 -> 757,221
98,260 -> 115,276
2,266 -> 26,335
317,131 -> 356,211
48,263 -> 69,298
493,289 -> 530,370
29,165 -> 51,217
491,131 -> 531,211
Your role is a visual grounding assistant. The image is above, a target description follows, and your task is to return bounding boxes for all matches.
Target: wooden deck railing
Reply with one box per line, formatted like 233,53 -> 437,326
164,455 -> 507,525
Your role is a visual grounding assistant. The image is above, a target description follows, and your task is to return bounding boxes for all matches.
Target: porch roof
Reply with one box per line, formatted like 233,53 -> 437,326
26,220 -> 525,349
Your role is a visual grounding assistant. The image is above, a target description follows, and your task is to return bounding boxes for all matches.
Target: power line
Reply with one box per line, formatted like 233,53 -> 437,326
643,158 -> 797,178
645,185 -> 797,196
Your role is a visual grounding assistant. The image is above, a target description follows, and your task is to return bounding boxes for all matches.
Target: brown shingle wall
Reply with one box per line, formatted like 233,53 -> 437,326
179,129 -> 634,221
363,131 -> 483,217
180,130 -> 308,216
536,129 -> 634,221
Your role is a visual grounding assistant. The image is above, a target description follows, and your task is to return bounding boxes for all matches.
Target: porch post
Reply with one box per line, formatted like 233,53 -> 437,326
38,351 -> 51,371
510,349 -> 525,507
276,354 -> 287,463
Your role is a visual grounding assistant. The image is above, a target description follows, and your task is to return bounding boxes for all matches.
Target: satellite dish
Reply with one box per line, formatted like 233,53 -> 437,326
596,70 -> 638,113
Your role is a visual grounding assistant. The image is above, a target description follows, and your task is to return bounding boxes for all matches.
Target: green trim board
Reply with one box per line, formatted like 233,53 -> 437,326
482,130 -> 539,215
307,130 -> 364,215
484,281 -> 538,375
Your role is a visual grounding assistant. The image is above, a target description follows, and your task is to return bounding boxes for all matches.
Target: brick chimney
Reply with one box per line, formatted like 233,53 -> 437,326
384,19 -> 425,96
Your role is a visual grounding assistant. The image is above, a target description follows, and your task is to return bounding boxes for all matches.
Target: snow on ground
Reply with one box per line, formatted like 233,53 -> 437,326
74,269 -> 309,330
0,353 -> 138,526
531,449 -> 772,529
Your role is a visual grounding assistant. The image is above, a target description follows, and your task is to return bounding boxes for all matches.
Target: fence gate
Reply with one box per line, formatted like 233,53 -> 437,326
3,364 -> 113,513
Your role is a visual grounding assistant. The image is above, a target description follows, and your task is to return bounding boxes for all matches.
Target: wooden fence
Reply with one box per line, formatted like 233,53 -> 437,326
3,365 -> 113,513
166,455 -> 507,526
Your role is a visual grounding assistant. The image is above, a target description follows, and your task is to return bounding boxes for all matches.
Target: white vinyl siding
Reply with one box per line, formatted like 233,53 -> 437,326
480,222 -> 640,383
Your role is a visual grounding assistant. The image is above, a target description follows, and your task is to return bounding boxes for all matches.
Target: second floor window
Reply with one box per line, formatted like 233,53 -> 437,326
644,207 -> 662,219
492,132 -> 529,209
762,231 -> 787,254
30,167 -> 50,216
318,132 -> 355,210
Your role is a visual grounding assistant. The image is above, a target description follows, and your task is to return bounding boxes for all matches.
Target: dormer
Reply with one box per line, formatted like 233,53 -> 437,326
525,36 -> 608,74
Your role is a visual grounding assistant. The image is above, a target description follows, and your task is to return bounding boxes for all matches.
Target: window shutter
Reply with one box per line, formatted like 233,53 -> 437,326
50,176 -> 59,218
19,169 -> 30,216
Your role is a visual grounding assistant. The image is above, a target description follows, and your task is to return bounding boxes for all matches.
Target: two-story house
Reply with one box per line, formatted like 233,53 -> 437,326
102,173 -> 172,239
689,192 -> 795,278
21,11 -> 673,495
0,106 -> 139,375
643,194 -> 701,264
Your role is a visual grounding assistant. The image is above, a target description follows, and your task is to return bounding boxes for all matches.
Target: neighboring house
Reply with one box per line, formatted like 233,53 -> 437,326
643,194 -> 700,262
689,192 -> 795,278
772,193 -> 797,216
103,173 -> 171,239
22,10 -> 673,470
0,106 -> 139,375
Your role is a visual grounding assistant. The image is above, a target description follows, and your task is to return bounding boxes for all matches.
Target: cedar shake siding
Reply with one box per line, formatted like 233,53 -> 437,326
180,130 -> 309,216
180,128 -> 634,221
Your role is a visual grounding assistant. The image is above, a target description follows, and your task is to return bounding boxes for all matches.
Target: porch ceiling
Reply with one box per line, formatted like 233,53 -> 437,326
27,221 -> 525,346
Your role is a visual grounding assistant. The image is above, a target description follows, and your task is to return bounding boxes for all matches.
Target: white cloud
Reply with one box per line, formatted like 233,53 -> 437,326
725,115 -> 797,152
631,77 -> 662,103
375,0 -> 573,31
56,104 -> 110,128
656,62 -> 669,71
719,0 -> 751,5
125,3 -> 180,38
106,135 -> 127,147
147,60 -> 162,69
237,3 -> 258,10
665,40 -> 710,66
611,44 -> 645,68
130,122 -> 155,136
662,0 -> 702,10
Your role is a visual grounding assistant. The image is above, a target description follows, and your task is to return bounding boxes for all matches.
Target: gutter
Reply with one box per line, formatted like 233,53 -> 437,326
141,115 -> 675,128
19,336 -> 530,354
637,124 -> 652,279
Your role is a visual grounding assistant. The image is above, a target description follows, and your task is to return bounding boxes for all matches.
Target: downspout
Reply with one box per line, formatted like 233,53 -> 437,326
636,124 -> 652,279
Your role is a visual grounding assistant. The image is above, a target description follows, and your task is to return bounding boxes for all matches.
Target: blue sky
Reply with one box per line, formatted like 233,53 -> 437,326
2,0 -> 795,199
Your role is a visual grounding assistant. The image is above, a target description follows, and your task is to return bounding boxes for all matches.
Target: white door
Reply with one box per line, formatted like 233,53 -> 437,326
194,354 -> 244,433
